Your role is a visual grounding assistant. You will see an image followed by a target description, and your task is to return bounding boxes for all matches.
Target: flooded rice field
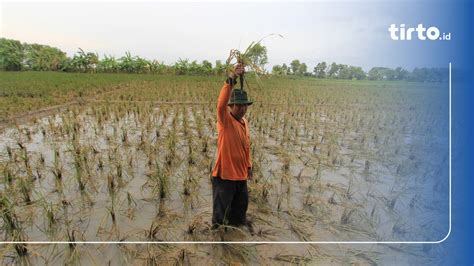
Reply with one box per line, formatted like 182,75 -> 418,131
0,76 -> 449,264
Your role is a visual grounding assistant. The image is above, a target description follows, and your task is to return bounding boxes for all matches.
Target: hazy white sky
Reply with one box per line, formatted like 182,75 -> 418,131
0,1 -> 453,71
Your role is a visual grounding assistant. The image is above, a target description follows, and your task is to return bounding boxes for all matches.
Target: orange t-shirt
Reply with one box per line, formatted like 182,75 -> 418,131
211,82 -> 252,180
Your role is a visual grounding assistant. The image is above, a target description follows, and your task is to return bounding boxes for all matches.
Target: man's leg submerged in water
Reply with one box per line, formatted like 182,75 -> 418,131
211,176 -> 235,227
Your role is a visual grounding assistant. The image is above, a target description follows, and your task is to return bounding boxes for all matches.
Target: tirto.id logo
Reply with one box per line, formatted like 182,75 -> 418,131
388,24 -> 451,41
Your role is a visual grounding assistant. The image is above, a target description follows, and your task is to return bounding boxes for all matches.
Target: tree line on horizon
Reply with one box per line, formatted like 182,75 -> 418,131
0,38 -> 448,82
272,61 -> 448,82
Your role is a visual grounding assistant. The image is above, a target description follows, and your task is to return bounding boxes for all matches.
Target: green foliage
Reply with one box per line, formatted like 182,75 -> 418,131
299,63 -> 308,76
336,65 -> 366,80
0,38 -> 448,82
214,60 -> 226,75
173,58 -> 190,75
149,60 -> 169,74
349,66 -> 366,80
188,60 -> 201,75
314,62 -> 327,78
271,63 -> 290,76
409,67 -> 448,82
97,55 -> 119,73
201,60 -> 213,75
65,48 -> 99,73
395,67 -> 410,80
244,43 -> 268,72
367,66 -> 448,82
282,64 -> 289,75
368,67 -> 393,80
119,51 -> 149,73
290,59 -> 301,75
172,58 -> 224,75
24,43 -> 67,71
288,60 -> 309,76
0,38 -> 24,71
272,65 -> 286,75
327,62 -> 339,78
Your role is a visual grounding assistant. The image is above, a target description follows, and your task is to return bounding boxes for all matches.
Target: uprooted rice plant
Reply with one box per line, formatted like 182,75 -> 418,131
0,73 -> 449,264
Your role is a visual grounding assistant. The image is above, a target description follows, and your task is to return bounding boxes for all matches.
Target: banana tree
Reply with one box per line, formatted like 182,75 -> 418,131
173,58 -> 190,75
70,48 -> 98,72
98,55 -> 119,73
134,56 -> 150,74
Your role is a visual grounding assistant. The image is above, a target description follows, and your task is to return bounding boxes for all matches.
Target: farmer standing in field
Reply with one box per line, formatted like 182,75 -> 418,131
211,63 -> 253,229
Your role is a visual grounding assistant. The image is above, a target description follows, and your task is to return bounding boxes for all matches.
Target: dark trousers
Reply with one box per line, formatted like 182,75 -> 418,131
211,176 -> 248,227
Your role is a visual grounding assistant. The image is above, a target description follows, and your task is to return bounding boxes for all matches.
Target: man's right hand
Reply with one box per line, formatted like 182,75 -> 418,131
229,63 -> 245,79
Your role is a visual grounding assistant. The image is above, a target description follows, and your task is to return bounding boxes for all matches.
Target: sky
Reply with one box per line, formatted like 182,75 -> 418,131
0,1 -> 454,71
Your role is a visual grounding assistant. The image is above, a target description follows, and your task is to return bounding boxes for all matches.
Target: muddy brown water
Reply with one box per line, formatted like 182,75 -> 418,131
0,101 -> 449,264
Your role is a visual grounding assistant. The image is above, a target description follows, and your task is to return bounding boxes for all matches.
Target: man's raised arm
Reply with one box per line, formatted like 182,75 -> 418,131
216,64 -> 244,126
